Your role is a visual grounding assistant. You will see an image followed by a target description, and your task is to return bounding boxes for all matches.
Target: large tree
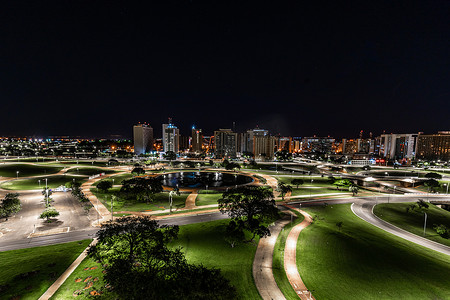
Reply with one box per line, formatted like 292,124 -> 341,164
291,178 -> 304,189
425,172 -> 442,180
276,182 -> 292,201
88,216 -> 235,300
163,151 -> 177,162
0,193 -> 21,220
424,179 -> 440,193
218,186 -> 279,242
120,177 -> 163,203
97,180 -> 113,192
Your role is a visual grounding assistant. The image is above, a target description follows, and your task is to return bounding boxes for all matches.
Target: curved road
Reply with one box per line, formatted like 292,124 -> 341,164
351,201 -> 450,256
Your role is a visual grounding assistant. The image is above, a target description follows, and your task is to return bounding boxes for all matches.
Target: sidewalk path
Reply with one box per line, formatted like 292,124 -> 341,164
38,239 -> 97,300
253,214 -> 292,300
184,191 -> 198,209
283,206 -> 316,299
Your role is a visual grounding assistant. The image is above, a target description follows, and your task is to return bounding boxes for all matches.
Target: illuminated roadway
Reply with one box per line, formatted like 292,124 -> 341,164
0,211 -> 229,251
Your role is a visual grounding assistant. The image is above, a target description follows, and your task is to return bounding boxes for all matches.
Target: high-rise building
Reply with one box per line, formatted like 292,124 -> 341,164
416,131 -> 450,160
191,126 -> 203,153
162,121 -> 180,153
254,135 -> 277,160
379,133 -> 418,160
133,123 -> 153,155
239,128 -> 269,154
214,129 -> 237,158
301,137 -> 335,154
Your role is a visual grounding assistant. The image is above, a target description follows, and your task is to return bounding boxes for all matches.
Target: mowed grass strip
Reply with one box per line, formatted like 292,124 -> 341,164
297,204 -> 450,300
0,240 -> 91,300
64,167 -> 117,176
195,193 -> 222,206
374,202 -> 450,247
92,188 -> 188,212
0,175 -> 87,190
52,220 -> 261,299
272,210 -> 304,299
0,163 -> 63,177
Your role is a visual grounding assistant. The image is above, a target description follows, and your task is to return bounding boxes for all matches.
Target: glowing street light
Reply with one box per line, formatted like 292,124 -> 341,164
16,171 -> 19,179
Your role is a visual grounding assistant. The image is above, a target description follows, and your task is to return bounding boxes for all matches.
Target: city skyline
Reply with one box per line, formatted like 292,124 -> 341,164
1,1 -> 449,138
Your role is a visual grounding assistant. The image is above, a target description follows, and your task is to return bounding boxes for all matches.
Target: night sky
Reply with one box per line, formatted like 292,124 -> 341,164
1,1 -> 449,139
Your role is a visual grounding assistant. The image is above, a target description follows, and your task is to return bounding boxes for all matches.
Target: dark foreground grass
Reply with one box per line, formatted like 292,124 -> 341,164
374,202 -> 450,247
298,204 -> 450,300
0,175 -> 87,190
0,240 -> 91,300
0,163 -> 63,177
272,211 -> 304,299
52,220 -> 261,299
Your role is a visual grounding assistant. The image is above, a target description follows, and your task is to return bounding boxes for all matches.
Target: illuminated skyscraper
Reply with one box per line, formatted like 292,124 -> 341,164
133,123 -> 153,155
162,120 -> 180,153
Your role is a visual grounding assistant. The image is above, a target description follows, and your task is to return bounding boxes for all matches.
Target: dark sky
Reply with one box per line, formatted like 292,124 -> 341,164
1,1 -> 449,139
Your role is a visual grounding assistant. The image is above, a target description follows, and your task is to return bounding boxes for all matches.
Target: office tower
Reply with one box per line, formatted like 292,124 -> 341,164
214,129 -> 237,158
191,126 -> 203,153
162,120 -> 180,153
133,123 -> 153,155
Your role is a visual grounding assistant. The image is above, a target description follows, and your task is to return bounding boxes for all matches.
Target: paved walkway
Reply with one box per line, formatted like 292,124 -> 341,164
352,202 -> 450,256
38,239 -> 97,300
184,192 -> 198,209
253,213 -> 292,300
283,207 -> 315,300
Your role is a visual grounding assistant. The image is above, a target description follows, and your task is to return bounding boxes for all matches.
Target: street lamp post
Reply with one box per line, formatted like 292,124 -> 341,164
16,171 -> 19,179
38,179 -> 41,187
45,178 -> 48,207
423,212 -> 427,236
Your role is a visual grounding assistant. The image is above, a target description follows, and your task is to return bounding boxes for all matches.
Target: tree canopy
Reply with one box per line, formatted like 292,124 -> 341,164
97,180 -> 113,192
0,193 -> 21,220
425,172 -> 442,180
120,177 -> 163,203
274,150 -> 292,161
163,151 -> 177,161
291,178 -> 304,188
88,216 -> 236,300
218,186 -> 279,242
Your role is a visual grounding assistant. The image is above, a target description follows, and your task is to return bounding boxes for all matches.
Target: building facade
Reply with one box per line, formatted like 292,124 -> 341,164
416,132 -> 450,160
133,124 -> 153,155
214,129 -> 237,158
191,127 -> 203,153
379,133 -> 418,161
162,122 -> 180,153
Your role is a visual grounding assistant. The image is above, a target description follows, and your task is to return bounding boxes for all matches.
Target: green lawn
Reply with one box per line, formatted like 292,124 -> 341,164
412,179 -> 450,193
51,220 -> 261,299
297,204 -> 450,299
275,176 -> 350,197
196,193 -> 222,206
0,163 -> 63,177
374,202 -> 450,247
0,175 -> 87,190
0,240 -> 91,300
98,172 -> 133,184
92,188 -> 188,212
64,167 -> 116,176
273,211 -> 304,299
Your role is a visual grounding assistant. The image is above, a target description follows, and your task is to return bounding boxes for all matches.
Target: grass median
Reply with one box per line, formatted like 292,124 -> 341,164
374,202 -> 450,247
297,204 -> 450,299
272,210 -> 305,299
